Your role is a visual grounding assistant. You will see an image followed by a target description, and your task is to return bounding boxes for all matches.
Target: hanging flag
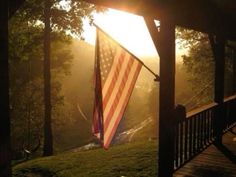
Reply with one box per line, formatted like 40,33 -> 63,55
92,26 -> 143,149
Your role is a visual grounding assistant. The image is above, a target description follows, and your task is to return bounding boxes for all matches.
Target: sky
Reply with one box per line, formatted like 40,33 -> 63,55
82,9 -> 186,62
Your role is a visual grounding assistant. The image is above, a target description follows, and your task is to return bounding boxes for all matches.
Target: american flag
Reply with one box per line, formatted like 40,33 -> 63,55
92,27 -> 143,149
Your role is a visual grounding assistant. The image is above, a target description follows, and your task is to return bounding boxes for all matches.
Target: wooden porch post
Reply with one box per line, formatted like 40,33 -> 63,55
210,35 -> 225,145
145,17 -> 176,177
233,50 -> 236,94
0,0 -> 11,177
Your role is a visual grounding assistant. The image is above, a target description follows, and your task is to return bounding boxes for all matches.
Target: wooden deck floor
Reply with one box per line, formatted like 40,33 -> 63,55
174,127 -> 236,177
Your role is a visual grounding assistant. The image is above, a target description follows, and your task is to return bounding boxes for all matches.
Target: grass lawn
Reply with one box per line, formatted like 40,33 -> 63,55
13,140 -> 158,177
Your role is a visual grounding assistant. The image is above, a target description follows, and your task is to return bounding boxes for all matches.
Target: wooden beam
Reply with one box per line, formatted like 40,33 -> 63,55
7,0 -> 236,40
146,17 -> 176,177
144,17 -> 161,56
82,0 -> 236,41
0,0 -> 11,177
158,18 -> 176,177
210,35 -> 225,104
233,50 -> 236,94
209,35 -> 225,145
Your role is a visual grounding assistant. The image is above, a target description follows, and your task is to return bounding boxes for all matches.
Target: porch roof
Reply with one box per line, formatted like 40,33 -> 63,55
10,0 -> 236,41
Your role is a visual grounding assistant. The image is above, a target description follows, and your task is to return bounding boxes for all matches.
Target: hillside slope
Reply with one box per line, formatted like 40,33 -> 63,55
57,40 -> 160,150
13,140 -> 158,177
56,40 -> 193,151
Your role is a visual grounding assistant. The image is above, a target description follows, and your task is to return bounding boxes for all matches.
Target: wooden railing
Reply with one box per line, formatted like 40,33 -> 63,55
223,95 -> 236,131
174,95 -> 236,170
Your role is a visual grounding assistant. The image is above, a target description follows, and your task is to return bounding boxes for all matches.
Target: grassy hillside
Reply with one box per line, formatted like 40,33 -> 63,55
13,141 -> 158,177
54,40 -> 193,151
56,40 -> 160,151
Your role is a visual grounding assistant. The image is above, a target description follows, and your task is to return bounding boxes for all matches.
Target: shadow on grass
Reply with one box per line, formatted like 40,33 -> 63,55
14,167 -> 56,177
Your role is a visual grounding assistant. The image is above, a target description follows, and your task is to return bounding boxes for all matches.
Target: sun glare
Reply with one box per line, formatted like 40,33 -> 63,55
83,9 -> 186,62
83,9 -> 159,60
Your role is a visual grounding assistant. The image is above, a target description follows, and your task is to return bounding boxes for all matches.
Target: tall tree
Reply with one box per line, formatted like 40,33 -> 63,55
9,0 -> 102,157
9,21 -> 74,158
177,28 -> 236,108
43,0 -> 53,156
176,28 -> 215,107
41,0 -> 102,156
0,0 -> 11,177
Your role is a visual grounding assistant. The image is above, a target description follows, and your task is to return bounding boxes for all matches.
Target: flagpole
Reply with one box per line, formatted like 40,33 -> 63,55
94,23 -> 160,82
142,63 -> 160,81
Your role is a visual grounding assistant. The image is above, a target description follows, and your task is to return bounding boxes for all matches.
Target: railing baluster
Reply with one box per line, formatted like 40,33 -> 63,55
197,114 -> 201,152
206,111 -> 209,144
199,114 -> 202,150
179,121 -> 183,165
209,110 -> 211,141
210,109 -> 214,140
175,123 -> 179,168
206,111 -> 208,145
202,111 -> 205,146
200,114 -> 202,149
189,118 -> 193,157
184,119 -> 188,160
208,110 -> 211,143
193,116 -> 197,154
201,112 -> 204,148
204,110 -> 208,145
207,111 -> 209,142
174,96 -> 236,171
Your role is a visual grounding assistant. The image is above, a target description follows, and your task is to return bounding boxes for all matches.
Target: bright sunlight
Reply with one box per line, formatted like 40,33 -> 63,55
83,9 -> 185,61
83,9 -> 159,60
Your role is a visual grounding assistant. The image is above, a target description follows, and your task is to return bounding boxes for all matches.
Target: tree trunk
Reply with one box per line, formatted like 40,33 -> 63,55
0,0 -> 11,177
43,0 -> 53,156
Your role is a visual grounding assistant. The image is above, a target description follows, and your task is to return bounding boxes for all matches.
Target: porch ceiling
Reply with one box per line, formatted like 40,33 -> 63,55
9,0 -> 236,41
81,0 -> 236,41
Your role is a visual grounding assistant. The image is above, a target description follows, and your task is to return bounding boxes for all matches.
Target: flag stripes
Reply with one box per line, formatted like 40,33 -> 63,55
104,57 -> 136,129
93,26 -> 142,149
104,59 -> 142,148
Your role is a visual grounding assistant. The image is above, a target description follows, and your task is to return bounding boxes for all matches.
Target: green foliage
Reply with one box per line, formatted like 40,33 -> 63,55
177,28 -> 215,108
13,141 -> 158,177
177,28 -> 236,109
224,41 -> 236,96
9,20 -> 75,157
9,0 -> 100,158
17,0 -> 103,37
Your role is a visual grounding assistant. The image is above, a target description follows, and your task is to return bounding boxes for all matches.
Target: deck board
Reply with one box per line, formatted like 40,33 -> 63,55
174,127 -> 236,177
